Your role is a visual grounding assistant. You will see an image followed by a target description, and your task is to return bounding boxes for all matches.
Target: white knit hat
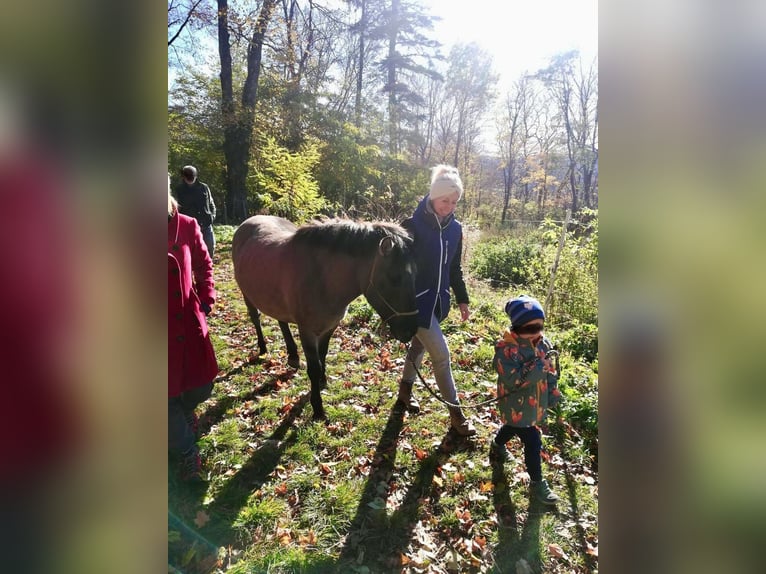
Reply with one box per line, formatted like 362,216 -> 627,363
429,164 -> 463,201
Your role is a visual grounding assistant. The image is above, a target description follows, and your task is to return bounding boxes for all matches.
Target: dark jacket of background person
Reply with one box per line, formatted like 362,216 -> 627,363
173,178 -> 216,228
168,212 -> 218,397
402,194 -> 469,328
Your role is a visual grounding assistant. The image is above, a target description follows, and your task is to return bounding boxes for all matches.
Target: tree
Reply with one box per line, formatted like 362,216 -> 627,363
535,51 -> 598,212
217,0 -> 279,222
496,75 -> 534,223
371,0 -> 443,155
168,0 -> 205,47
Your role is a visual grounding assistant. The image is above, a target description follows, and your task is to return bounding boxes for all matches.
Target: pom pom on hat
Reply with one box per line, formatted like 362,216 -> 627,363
505,295 -> 545,327
429,164 -> 463,201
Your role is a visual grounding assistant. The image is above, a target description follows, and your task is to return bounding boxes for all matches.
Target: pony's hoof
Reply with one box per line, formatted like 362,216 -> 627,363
312,412 -> 327,422
287,356 -> 300,369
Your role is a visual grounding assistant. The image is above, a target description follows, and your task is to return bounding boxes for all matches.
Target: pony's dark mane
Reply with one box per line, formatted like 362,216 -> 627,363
292,218 -> 411,256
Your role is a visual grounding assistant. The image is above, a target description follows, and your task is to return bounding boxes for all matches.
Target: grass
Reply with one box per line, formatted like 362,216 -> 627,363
168,225 -> 598,574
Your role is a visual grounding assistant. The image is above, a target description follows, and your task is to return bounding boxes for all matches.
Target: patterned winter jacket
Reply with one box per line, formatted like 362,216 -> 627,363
494,329 -> 562,427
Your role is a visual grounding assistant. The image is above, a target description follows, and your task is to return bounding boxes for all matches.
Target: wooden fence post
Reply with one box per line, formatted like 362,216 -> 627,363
544,209 -> 571,316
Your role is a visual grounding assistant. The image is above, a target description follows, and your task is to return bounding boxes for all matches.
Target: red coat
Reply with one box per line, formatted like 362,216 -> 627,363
168,212 -> 218,397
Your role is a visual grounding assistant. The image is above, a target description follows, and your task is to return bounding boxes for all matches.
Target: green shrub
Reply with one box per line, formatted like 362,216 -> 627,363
469,237 -> 541,287
557,322 -> 599,363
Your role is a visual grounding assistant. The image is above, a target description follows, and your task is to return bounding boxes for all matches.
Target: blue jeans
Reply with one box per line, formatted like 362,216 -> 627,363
401,314 -> 459,404
201,225 -> 215,259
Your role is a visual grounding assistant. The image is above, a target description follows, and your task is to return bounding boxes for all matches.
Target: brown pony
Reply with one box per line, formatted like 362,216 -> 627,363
232,215 -> 419,420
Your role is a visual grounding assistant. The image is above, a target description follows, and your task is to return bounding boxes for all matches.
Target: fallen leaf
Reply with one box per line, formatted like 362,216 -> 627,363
547,543 -> 569,560
479,481 -> 494,493
276,526 -> 292,546
274,482 -> 288,496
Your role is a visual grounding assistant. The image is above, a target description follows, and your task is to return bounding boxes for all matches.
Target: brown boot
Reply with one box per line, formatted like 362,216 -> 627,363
448,406 -> 476,436
395,380 -> 420,413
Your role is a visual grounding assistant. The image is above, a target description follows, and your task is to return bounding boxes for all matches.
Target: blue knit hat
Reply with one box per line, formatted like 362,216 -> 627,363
505,295 -> 545,327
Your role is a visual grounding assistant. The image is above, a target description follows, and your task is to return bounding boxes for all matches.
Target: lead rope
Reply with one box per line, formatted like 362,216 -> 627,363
404,343 -> 560,411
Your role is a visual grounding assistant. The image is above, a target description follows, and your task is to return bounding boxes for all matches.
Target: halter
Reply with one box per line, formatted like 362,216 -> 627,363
364,239 -> 418,323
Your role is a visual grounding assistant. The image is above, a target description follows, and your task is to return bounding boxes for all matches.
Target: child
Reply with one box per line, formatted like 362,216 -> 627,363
491,295 -> 562,505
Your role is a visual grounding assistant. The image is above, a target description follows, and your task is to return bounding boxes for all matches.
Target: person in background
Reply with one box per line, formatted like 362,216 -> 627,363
168,176 -> 218,481
173,165 -> 216,258
396,164 -> 476,436
491,295 -> 562,505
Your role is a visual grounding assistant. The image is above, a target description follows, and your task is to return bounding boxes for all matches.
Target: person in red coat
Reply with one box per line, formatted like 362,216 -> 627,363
168,178 -> 218,481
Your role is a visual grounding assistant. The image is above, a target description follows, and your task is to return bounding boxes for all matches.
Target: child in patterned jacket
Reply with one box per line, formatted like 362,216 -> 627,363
491,295 -> 562,505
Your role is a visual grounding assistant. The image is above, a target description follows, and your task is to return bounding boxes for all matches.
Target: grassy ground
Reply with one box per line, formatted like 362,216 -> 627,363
169,225 -> 598,574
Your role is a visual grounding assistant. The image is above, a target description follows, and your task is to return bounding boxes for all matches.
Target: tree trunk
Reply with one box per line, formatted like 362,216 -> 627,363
354,0 -> 366,128
387,0 -> 400,155
217,0 -> 278,223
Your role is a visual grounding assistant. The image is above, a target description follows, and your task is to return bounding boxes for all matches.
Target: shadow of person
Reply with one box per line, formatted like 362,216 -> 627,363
184,391 -> 309,547
338,405 -> 406,566
198,367 -> 299,434
490,456 -> 550,573
381,430 -> 464,567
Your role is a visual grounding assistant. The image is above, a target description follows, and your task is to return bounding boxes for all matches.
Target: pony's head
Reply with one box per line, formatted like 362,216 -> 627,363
364,226 -> 418,343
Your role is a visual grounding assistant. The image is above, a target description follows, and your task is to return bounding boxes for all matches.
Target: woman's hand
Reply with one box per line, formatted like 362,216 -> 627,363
459,303 -> 470,321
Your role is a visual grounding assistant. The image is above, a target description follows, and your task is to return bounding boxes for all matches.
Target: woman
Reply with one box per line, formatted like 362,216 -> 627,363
397,165 -> 476,436
168,176 -> 218,481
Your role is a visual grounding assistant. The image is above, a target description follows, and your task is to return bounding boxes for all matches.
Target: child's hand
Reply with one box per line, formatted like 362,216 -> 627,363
458,303 -> 470,321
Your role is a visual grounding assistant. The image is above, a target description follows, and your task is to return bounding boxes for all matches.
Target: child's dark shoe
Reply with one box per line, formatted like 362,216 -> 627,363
530,478 -> 559,505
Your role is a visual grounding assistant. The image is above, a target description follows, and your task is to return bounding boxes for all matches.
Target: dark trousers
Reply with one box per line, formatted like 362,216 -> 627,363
494,424 -> 543,481
168,383 -> 213,454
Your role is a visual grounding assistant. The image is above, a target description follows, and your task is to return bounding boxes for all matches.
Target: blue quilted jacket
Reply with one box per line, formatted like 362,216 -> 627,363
402,195 -> 469,328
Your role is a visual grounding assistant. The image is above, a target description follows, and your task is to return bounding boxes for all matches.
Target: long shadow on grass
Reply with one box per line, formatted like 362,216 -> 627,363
552,430 -> 598,572
200,392 -> 309,546
338,407 -> 473,571
381,430 -> 472,567
490,456 -> 548,573
338,405 -> 406,566
198,367 -> 298,435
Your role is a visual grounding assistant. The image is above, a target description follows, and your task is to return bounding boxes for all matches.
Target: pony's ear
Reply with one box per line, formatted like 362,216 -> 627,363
379,235 -> 395,256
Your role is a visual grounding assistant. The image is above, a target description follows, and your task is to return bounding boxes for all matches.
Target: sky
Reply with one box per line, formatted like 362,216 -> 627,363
420,0 -> 598,93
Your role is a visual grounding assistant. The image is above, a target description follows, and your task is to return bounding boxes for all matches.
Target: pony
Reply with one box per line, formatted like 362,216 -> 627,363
232,215 -> 419,420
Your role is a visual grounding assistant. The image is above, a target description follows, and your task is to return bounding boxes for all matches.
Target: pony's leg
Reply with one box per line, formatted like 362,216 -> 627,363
278,321 -> 301,369
316,329 -> 335,391
243,296 -> 268,356
298,329 -> 326,421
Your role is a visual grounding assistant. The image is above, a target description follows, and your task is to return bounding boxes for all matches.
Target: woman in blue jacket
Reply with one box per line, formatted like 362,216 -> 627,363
397,165 -> 476,436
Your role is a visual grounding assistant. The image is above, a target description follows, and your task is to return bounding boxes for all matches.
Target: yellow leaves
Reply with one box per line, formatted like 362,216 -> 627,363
479,480 -> 494,493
